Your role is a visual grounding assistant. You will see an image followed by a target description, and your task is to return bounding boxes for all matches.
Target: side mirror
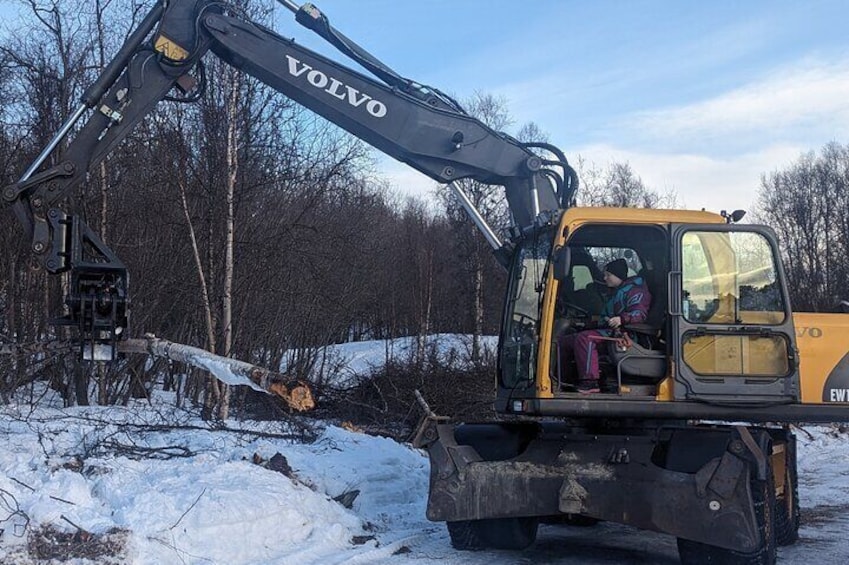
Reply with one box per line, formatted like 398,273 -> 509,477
553,245 -> 571,281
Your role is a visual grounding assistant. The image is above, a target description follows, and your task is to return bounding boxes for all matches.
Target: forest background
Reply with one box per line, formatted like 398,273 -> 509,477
0,0 -> 847,425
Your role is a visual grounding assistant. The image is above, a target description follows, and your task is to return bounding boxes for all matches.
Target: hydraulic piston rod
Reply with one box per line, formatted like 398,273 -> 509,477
448,181 -> 503,252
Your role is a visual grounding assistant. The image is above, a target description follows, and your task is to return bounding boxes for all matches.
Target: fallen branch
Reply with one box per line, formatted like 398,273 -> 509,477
98,440 -> 195,460
60,515 -> 85,532
9,477 -> 35,492
50,414 -> 313,442
0,487 -> 30,537
169,488 -> 206,530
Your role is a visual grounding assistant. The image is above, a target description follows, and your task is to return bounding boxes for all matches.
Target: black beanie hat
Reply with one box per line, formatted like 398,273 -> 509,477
605,258 -> 628,281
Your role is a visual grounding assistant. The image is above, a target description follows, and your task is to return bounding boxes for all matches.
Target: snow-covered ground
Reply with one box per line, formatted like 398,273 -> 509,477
0,337 -> 847,564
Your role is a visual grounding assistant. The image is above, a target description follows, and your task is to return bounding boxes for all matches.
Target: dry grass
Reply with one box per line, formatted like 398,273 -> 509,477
320,344 -> 497,439
26,524 -> 129,563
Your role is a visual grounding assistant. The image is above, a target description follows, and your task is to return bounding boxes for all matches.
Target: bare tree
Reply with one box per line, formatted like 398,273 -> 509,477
1,0 -> 96,405
755,142 -> 849,311
576,158 -> 677,209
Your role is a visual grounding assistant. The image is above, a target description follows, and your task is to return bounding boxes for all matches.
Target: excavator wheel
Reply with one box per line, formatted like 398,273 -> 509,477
774,435 -> 800,546
447,517 -> 538,550
676,460 -> 777,565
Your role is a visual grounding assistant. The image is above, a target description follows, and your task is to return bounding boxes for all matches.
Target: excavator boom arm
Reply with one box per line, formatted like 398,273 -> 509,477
2,0 -> 574,357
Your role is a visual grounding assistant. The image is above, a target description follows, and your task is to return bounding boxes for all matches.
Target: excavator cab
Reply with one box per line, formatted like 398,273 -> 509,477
496,207 -> 801,415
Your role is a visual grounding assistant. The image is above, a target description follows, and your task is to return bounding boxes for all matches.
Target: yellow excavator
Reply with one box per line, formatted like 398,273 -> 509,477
3,1 -> 848,563
416,205 -> 849,563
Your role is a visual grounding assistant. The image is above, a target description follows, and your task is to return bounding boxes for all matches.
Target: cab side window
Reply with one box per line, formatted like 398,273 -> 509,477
572,265 -> 593,291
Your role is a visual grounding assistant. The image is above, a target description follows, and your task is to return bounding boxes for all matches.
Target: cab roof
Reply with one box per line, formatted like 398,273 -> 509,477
560,206 -> 727,229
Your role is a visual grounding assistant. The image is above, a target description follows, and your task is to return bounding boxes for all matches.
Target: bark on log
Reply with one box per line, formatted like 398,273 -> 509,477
118,335 -> 314,412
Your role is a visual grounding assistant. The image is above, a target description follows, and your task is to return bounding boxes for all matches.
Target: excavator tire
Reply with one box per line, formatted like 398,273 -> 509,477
676,461 -> 777,565
446,520 -> 485,550
774,436 -> 800,546
447,517 -> 538,550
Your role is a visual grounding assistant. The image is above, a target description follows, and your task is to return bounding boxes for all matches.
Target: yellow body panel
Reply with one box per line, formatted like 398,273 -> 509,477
536,280 -> 557,398
683,335 -> 790,376
794,312 -> 849,403
560,207 -> 725,233
535,224 -> 568,399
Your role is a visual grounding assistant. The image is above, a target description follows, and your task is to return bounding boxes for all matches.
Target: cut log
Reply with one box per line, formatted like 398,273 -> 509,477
118,335 -> 315,411
0,336 -> 314,412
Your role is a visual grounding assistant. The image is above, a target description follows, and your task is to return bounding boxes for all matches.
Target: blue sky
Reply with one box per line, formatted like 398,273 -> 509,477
285,0 -> 849,213
2,0 -> 847,213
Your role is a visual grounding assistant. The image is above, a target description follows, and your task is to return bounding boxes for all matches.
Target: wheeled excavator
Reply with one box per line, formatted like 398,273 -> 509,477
4,2 -> 849,563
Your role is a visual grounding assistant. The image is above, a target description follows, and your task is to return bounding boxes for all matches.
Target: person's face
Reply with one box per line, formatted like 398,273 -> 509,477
604,270 -> 623,288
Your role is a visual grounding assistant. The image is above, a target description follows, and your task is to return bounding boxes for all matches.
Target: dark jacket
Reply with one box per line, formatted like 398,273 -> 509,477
601,276 -> 651,326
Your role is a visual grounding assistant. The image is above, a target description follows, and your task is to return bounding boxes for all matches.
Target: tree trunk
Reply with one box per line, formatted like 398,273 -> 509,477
96,162 -> 110,406
472,229 -> 484,363
178,174 -> 220,420
218,65 -> 240,420
416,248 -> 434,365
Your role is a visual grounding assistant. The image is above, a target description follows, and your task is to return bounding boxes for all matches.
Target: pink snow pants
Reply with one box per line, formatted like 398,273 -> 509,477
558,329 -> 606,384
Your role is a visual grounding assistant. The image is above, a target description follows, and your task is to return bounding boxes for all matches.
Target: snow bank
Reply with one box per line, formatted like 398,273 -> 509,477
0,394 -> 433,564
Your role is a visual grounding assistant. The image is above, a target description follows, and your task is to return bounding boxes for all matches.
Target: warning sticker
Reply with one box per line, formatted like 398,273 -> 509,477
154,34 -> 189,61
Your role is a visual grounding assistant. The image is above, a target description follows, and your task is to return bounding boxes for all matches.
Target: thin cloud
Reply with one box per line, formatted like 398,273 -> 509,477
379,158 -> 441,201
627,58 -> 849,143
571,142 -> 807,213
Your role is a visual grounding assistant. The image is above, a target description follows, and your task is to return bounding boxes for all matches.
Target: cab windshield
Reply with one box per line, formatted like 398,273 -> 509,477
500,230 -> 552,389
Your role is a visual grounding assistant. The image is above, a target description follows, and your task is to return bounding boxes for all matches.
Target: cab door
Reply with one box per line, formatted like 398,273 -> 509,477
670,224 -> 800,403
